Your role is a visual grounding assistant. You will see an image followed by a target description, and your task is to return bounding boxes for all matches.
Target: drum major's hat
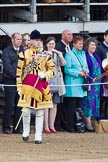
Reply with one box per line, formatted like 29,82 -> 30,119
30,30 -> 41,40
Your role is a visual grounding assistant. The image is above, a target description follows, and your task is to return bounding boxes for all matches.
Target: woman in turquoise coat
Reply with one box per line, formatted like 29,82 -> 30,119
64,36 -> 89,132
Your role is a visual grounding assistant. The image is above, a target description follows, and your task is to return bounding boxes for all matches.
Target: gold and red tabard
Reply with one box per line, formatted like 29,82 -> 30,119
16,47 -> 55,109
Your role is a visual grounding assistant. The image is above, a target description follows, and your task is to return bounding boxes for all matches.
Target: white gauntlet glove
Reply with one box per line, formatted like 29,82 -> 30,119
18,90 -> 21,96
38,71 -> 45,79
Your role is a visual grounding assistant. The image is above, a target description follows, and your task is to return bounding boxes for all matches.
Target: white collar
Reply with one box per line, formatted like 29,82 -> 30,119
13,47 -> 20,51
103,41 -> 108,48
61,40 -> 69,46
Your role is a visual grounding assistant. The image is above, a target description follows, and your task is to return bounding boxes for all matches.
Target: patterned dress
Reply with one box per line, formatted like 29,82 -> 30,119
82,55 -> 101,117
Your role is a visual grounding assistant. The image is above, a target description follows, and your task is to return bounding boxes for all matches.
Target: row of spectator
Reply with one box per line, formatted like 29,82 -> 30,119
1,28 -> 108,145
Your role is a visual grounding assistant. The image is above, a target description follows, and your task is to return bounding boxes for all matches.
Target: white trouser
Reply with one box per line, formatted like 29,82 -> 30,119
35,109 -> 44,141
22,108 -> 31,137
22,108 -> 44,142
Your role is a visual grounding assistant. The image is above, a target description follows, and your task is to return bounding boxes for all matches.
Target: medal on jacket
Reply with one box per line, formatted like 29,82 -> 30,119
37,51 -> 47,56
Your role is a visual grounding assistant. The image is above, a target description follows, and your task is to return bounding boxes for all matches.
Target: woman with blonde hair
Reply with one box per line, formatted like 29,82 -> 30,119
22,33 -> 31,50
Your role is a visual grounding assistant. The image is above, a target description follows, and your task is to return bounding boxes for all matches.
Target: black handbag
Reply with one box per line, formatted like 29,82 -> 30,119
82,76 -> 90,91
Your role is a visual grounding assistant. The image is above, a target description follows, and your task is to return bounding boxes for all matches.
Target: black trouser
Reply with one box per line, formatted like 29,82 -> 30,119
54,102 -> 66,130
64,97 -> 83,131
2,79 -> 22,132
101,96 -> 108,116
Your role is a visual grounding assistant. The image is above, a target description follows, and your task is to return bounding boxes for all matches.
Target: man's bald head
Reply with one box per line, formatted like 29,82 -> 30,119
62,30 -> 73,44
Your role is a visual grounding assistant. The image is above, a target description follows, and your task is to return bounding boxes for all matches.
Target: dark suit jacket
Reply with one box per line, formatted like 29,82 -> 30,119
1,45 -> 23,80
56,40 -> 73,57
96,42 -> 108,61
55,40 -> 73,79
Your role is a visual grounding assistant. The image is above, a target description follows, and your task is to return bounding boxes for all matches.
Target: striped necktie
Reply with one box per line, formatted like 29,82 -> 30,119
65,45 -> 71,52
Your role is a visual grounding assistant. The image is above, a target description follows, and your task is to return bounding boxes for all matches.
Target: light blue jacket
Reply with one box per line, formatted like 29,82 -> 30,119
64,47 -> 88,97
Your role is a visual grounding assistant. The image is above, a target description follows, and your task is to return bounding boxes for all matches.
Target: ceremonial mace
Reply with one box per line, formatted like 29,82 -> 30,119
93,58 -> 108,82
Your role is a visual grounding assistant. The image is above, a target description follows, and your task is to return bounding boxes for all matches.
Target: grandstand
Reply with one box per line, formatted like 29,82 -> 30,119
0,0 -> 108,36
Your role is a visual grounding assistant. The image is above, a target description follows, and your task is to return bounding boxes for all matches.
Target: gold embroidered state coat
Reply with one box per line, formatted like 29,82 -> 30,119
16,47 -> 55,109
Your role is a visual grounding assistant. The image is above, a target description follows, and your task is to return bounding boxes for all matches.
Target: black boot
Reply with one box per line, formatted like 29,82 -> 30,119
23,136 -> 29,141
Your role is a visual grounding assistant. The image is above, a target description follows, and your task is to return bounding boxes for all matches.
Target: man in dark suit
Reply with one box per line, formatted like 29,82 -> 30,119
1,32 -> 23,134
96,29 -> 108,116
96,30 -> 108,61
54,29 -> 73,131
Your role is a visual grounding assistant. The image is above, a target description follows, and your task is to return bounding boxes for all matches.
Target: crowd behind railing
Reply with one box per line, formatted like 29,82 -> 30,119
0,28 -> 108,145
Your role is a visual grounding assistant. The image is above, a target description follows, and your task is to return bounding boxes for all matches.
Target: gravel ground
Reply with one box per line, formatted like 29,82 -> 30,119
0,125 -> 108,162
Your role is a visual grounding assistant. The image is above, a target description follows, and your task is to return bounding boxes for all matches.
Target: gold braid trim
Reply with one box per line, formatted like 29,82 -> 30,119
21,85 -> 42,102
